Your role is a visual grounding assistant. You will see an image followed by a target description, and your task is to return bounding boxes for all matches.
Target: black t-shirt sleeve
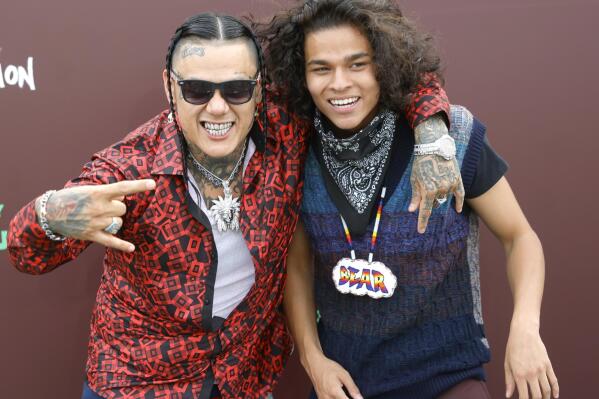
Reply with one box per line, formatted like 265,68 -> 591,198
460,117 -> 509,199
466,135 -> 509,198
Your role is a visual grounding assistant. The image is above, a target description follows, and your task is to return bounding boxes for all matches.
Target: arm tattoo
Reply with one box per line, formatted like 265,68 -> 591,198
181,46 -> 205,58
414,114 -> 448,144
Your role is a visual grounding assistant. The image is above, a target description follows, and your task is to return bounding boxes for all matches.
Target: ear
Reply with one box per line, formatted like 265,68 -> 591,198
254,73 -> 263,104
162,69 -> 176,108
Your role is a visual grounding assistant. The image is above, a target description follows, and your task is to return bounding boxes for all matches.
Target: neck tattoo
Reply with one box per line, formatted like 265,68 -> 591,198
187,140 -> 247,232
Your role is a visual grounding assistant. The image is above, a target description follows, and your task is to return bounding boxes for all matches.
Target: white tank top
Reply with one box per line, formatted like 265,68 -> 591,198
186,139 -> 256,319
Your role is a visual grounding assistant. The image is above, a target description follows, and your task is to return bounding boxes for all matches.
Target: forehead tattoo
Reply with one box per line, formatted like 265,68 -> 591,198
181,45 -> 205,58
173,38 -> 259,75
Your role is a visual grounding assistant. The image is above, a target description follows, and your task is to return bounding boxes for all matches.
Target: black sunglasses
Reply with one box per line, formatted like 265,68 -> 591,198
171,71 -> 258,105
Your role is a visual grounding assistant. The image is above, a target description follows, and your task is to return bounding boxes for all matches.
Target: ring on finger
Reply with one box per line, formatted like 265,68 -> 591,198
104,217 -> 122,235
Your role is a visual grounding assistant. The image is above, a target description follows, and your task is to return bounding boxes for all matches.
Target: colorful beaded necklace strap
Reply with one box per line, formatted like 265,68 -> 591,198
339,187 -> 387,263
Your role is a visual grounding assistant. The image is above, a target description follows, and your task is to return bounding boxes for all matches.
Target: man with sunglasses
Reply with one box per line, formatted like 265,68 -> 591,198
8,13 -> 299,399
7,11 -> 454,399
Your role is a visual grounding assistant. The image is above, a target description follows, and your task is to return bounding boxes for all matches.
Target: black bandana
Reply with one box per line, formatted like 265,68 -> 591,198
314,109 -> 396,213
312,111 -> 413,236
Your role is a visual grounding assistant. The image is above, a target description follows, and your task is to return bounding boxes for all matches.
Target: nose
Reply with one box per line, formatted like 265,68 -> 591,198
205,89 -> 230,115
330,68 -> 352,92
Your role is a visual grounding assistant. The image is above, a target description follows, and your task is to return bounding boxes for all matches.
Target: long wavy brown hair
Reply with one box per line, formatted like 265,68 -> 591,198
254,0 -> 443,119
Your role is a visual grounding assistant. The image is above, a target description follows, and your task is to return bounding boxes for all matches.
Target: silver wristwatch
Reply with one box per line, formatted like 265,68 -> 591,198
413,134 -> 456,160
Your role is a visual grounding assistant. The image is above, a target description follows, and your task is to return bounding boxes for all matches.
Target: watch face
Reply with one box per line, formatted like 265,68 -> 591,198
438,135 -> 456,160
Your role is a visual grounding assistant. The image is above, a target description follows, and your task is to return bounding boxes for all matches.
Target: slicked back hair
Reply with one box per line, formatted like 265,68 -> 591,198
165,13 -> 267,138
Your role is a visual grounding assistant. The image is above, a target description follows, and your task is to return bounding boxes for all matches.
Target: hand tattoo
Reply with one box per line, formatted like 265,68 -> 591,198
410,114 -> 465,232
412,155 -> 460,193
43,191 -> 91,237
412,114 -> 460,194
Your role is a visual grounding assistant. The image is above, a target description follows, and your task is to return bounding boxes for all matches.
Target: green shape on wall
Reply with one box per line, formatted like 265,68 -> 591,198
1,230 -> 6,251
0,204 -> 6,251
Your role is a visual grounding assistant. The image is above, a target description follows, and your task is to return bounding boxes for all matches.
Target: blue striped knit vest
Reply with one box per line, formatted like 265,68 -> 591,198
301,106 -> 490,399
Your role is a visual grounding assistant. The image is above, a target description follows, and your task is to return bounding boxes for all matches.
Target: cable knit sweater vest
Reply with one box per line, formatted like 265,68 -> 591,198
301,106 -> 490,399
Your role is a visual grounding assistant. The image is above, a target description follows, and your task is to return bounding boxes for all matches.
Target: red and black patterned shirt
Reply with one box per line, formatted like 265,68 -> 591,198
8,81 -> 448,399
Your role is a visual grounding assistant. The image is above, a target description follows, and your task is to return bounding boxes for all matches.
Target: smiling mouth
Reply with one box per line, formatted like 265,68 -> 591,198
328,97 -> 360,108
201,121 -> 234,137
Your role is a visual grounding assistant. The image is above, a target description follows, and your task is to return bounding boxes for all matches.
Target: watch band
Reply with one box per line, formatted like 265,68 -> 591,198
413,134 -> 456,160
413,142 -> 439,155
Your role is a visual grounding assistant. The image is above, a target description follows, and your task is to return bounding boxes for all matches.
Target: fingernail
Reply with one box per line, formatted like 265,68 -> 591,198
146,180 -> 156,189
128,244 -> 135,252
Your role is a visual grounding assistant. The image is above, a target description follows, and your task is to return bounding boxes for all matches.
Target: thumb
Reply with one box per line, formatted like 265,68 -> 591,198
339,372 -> 363,399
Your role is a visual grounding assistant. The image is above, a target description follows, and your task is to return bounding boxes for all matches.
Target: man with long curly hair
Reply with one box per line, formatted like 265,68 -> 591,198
258,1 -> 560,398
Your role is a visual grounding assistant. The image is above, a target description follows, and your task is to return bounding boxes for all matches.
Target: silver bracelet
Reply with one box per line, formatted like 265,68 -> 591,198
37,190 -> 67,241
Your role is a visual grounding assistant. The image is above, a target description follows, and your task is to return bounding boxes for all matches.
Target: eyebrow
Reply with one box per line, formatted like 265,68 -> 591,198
171,70 -> 183,80
171,70 -> 257,80
306,52 -> 371,66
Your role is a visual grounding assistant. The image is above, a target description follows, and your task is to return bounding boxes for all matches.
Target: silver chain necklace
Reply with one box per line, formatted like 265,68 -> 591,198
188,140 -> 247,232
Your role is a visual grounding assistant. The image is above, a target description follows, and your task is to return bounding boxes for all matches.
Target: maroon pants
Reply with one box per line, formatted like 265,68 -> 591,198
438,379 -> 492,399
339,378 -> 492,399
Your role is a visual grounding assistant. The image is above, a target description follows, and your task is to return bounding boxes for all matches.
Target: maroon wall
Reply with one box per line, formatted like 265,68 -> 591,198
1,1 -> 597,398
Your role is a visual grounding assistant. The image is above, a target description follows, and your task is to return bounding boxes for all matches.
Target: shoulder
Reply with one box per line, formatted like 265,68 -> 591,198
448,105 -> 487,150
448,105 -> 475,142
92,111 -> 171,178
264,97 -> 311,142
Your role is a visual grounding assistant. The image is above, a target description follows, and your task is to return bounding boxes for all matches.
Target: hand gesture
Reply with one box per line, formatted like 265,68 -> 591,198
409,114 -> 464,233
37,179 -> 156,252
408,154 -> 464,233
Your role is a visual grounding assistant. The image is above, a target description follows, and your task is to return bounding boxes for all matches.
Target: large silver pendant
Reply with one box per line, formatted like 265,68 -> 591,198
209,181 -> 241,232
